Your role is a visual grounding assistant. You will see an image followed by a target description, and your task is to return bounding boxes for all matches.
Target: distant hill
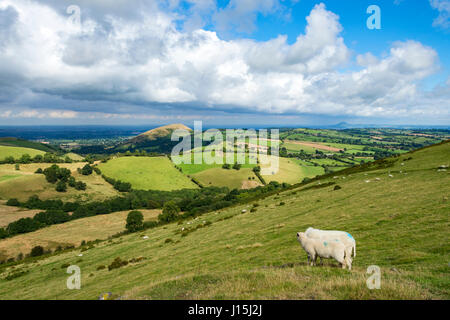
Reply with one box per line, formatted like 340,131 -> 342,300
129,124 -> 192,143
0,137 -> 58,153
112,124 -> 193,154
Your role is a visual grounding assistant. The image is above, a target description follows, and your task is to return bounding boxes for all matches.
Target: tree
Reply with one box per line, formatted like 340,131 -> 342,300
158,201 -> 180,223
56,181 -> 67,192
126,210 -> 144,233
6,198 -> 20,206
0,228 -> 8,239
81,164 -> 93,176
30,246 -> 45,257
75,181 -> 87,191
19,154 -> 32,164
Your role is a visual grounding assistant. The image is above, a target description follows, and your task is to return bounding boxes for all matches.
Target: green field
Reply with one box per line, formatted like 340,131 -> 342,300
192,167 -> 260,189
0,146 -> 45,161
98,156 -> 198,191
0,163 -> 120,202
1,142 -> 447,299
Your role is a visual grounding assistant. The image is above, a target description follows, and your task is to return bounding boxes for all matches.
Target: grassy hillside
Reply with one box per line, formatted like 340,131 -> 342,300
0,137 -> 57,153
0,141 -> 448,299
98,156 -> 198,191
0,146 -> 45,161
0,163 -> 120,202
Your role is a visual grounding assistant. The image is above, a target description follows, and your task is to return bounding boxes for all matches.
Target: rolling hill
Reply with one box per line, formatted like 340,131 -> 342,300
0,141 -> 448,299
129,124 -> 192,143
0,137 -> 58,153
114,124 -> 193,154
0,145 -> 46,161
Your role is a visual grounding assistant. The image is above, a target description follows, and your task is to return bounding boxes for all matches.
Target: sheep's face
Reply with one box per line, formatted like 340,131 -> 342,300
296,232 -> 305,242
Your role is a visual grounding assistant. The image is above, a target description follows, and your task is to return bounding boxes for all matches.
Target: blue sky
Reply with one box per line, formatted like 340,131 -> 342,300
0,0 -> 449,127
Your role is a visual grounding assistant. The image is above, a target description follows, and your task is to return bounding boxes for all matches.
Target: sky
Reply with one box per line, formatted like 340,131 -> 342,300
0,0 -> 449,127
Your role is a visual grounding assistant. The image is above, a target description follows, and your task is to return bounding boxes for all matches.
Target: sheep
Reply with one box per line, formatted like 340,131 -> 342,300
296,232 -> 351,270
305,227 -> 356,259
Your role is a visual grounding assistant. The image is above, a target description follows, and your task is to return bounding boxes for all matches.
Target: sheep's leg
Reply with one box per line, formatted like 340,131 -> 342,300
312,254 -> 317,267
345,256 -> 352,271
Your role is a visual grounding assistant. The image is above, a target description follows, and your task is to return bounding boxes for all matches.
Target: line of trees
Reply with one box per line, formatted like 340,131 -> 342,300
2,181 -> 289,240
0,152 -> 83,165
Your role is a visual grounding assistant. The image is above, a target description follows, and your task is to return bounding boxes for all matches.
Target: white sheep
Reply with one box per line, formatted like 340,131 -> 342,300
305,227 -> 356,259
297,232 -> 351,270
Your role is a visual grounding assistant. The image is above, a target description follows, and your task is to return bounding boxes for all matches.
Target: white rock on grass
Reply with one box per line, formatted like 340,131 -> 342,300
143,236 -> 149,240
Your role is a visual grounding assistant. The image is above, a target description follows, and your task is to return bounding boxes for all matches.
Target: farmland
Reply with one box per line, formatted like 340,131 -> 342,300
0,141 -> 448,299
98,156 -> 198,191
0,145 -> 45,161
0,209 -> 161,261
0,162 -> 120,202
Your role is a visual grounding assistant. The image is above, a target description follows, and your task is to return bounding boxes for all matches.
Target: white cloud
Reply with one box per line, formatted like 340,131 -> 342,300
430,0 -> 450,29
0,0 -> 447,123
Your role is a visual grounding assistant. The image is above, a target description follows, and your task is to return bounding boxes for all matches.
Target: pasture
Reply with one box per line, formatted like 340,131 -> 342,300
0,163 -> 120,202
98,156 -> 198,191
0,146 -> 45,161
0,209 -> 161,260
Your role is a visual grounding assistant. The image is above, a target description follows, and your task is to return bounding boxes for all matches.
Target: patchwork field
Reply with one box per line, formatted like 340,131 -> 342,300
0,163 -> 120,202
0,209 -> 161,260
98,156 -> 198,191
0,141 -> 448,299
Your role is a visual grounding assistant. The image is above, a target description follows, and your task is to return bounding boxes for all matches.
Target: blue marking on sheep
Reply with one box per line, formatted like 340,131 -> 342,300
323,241 -> 328,246
347,232 -> 353,239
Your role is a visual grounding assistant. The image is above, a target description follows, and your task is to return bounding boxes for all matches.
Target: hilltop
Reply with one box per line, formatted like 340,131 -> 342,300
130,124 -> 192,143
113,124 -> 192,154
0,140 -> 448,299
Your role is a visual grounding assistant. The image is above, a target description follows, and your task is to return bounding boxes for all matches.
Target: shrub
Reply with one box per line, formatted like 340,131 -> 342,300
74,181 -> 87,191
108,257 -> 128,271
334,185 -> 342,191
56,181 -> 67,193
6,198 -> 20,207
0,228 -> 7,239
15,164 -> 20,171
158,201 -> 180,223
68,176 -> 76,187
35,168 -> 43,174
233,163 -> 241,170
125,210 -> 144,233
97,265 -> 106,271
81,164 -> 93,176
30,246 -> 45,257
